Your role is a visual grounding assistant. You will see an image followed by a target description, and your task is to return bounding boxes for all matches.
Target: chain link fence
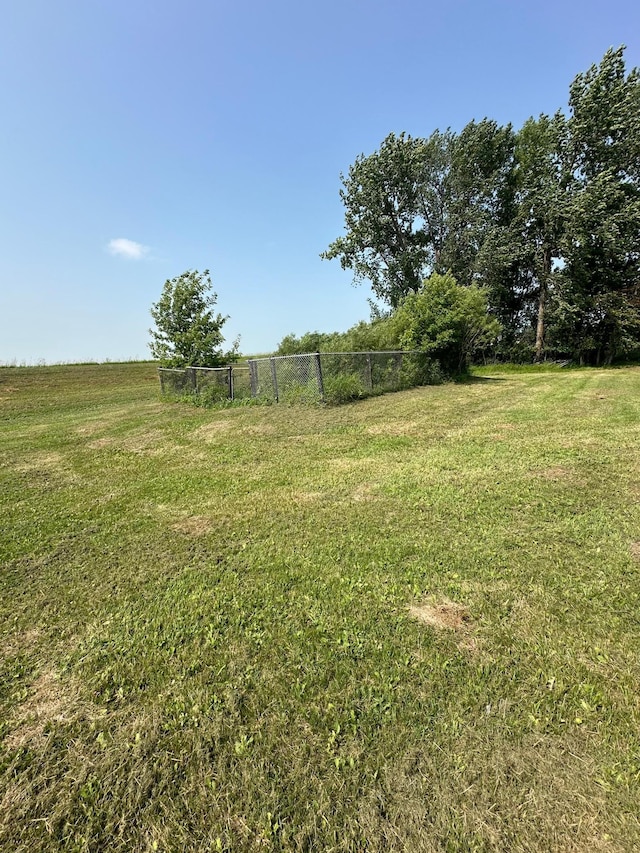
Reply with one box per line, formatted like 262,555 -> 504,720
158,352 -> 436,404
158,366 -> 252,401
247,351 -> 436,403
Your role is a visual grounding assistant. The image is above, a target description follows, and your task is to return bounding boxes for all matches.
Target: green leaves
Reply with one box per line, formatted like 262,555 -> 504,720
322,132 -> 433,307
149,270 -> 239,368
558,47 -> 640,363
324,47 -> 640,365
322,126 -> 516,308
393,273 -> 500,374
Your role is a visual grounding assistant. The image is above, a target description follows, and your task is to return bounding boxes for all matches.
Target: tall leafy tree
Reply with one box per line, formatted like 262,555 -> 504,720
323,124 -> 515,308
413,129 -> 456,271
480,114 -> 568,360
321,132 -> 433,307
444,119 -> 516,287
559,46 -> 640,363
513,115 -> 568,360
149,269 -> 238,367
323,47 -> 640,364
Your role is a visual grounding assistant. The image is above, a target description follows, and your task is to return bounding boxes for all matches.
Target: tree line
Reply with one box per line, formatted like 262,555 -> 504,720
150,49 -> 638,372
310,47 -> 640,367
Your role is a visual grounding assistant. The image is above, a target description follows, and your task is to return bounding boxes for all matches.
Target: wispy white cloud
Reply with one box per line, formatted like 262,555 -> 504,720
107,238 -> 150,260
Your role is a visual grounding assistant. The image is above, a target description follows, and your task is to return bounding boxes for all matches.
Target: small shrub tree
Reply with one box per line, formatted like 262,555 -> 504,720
394,272 -> 500,374
149,269 -> 239,367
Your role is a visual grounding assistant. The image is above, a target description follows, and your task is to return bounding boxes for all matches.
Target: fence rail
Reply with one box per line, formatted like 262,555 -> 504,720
158,351 -> 436,404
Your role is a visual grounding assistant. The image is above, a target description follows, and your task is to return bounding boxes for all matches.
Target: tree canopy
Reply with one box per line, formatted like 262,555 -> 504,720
323,47 -> 640,365
149,269 -> 238,368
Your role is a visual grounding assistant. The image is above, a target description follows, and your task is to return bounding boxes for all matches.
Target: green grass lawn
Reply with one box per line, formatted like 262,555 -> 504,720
1,362 -> 639,852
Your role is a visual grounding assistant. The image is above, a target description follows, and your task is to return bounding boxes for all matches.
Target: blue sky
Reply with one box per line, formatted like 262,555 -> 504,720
1,0 -> 639,363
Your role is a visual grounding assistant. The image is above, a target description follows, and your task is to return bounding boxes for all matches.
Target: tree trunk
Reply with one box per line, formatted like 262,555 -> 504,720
534,281 -> 547,363
534,248 -> 552,363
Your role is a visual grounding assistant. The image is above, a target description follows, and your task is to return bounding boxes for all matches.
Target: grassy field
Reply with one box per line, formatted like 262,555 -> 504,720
1,362 -> 639,852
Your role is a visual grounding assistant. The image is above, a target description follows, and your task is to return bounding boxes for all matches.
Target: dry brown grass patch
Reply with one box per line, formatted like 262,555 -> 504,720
87,430 -> 168,455
76,418 -> 119,437
121,429 -> 166,455
408,598 -> 478,652
14,451 -> 66,473
170,515 -> 214,536
378,732 -> 617,853
240,423 -> 276,436
408,599 -> 470,631
0,386 -> 20,402
193,420 -> 233,440
630,542 -> 640,561
87,437 -> 114,449
531,465 -> 583,483
291,490 -> 324,503
329,456 -> 377,472
0,628 -> 40,661
352,483 -> 378,502
4,669 -> 87,750
490,422 -> 518,440
366,420 -> 420,437
76,405 -> 166,437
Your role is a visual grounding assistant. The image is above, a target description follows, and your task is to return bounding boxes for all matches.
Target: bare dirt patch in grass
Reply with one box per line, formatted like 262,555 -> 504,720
408,599 -> 477,651
630,542 -> 640,561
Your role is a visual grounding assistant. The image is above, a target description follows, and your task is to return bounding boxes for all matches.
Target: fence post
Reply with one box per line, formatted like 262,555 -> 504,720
314,352 -> 325,402
248,360 -> 258,397
228,366 -> 234,401
366,353 -> 373,392
270,358 -> 279,402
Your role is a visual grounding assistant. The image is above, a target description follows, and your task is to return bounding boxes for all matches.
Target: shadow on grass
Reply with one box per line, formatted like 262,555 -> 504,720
453,374 -> 506,383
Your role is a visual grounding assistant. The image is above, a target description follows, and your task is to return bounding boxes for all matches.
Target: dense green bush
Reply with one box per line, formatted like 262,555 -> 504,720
196,383 -> 230,405
323,373 -> 368,404
393,273 -> 500,373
